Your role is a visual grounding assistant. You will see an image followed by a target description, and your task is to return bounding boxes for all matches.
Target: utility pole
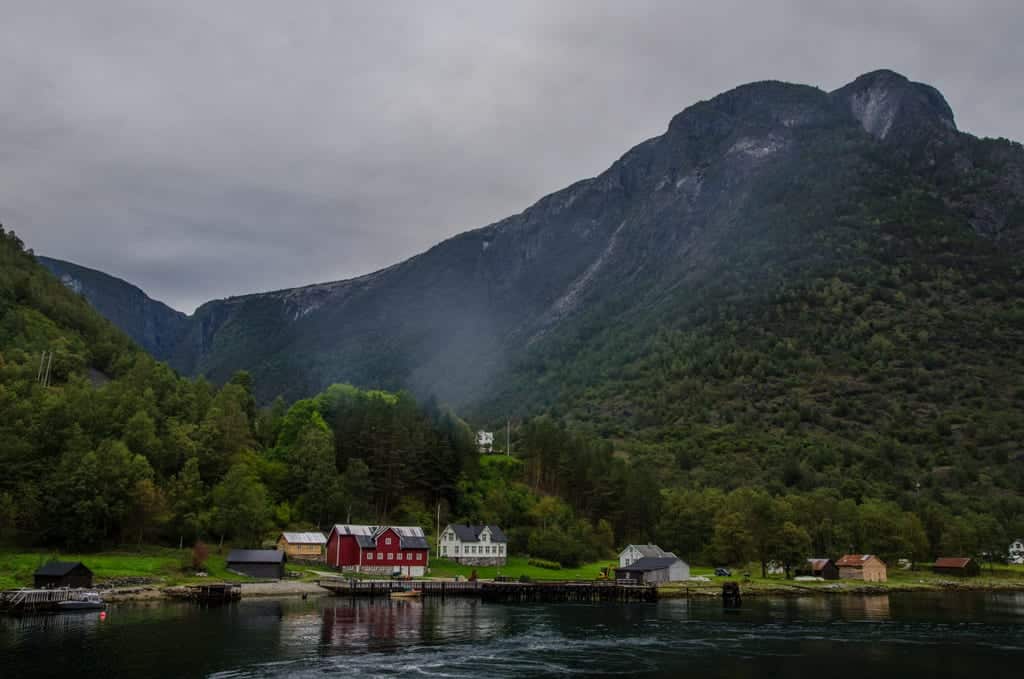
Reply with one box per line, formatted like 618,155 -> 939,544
506,419 -> 511,457
435,502 -> 441,558
36,351 -> 54,386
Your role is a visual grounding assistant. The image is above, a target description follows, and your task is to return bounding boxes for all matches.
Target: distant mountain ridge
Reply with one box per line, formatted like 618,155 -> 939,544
40,70 -> 1024,417
37,256 -> 189,362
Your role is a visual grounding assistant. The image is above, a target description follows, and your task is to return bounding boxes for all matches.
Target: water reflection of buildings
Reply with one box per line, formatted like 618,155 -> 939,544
318,598 -> 503,652
789,594 -> 891,621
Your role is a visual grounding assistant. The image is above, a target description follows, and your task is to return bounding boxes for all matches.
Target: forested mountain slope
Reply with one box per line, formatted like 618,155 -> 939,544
45,71 -> 1024,419
38,70 -> 1024,524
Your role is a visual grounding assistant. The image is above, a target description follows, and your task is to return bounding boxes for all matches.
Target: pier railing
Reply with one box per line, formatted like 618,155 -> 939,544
316,577 -> 656,602
0,587 -> 95,612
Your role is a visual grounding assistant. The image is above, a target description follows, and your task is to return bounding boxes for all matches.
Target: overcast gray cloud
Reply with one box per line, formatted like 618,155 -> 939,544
2,0 -> 1022,311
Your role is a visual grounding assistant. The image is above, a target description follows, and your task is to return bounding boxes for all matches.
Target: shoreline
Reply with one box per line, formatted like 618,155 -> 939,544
658,579 -> 1024,598
92,577 -> 1024,603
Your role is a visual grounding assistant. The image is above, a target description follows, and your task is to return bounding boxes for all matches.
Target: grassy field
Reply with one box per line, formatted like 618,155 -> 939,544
0,547 -> 318,589
4,547 -> 1023,594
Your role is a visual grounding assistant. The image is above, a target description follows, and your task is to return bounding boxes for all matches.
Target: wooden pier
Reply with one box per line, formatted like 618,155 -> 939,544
0,588 -> 99,613
316,578 -> 656,603
317,578 -> 481,597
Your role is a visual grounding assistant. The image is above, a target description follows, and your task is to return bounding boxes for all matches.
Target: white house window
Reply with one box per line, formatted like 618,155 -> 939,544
377,552 -> 383,560
367,553 -> 374,561
385,537 -> 392,545
417,553 -> 422,561
398,553 -> 403,561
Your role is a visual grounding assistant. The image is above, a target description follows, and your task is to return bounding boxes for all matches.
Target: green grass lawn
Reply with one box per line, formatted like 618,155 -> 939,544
5,547 -> 1022,593
0,546 -> 271,589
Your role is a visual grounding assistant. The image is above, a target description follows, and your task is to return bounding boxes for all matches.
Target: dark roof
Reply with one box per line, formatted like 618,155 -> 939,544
401,536 -> 430,549
447,524 -> 508,544
616,556 -> 682,572
355,535 -> 376,548
227,549 -> 286,564
934,557 -> 974,568
807,558 -> 834,570
34,561 -> 90,576
620,544 -> 667,559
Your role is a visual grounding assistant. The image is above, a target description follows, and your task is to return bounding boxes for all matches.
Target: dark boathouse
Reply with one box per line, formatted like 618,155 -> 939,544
932,557 -> 981,577
34,561 -> 94,588
226,549 -> 286,579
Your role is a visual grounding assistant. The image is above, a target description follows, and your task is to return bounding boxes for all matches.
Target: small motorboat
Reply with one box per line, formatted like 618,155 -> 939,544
57,592 -> 106,611
389,589 -> 421,599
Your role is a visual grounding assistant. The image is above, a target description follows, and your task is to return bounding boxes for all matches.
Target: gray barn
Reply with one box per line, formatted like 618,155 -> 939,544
226,549 -> 286,579
614,555 -> 689,584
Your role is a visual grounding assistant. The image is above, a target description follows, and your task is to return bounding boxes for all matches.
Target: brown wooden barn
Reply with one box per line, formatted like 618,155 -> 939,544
801,558 -> 839,580
277,532 -> 327,561
932,557 -> 980,577
836,554 -> 887,582
34,561 -> 93,588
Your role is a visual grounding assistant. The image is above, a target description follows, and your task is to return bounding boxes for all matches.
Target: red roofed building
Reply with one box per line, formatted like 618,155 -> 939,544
326,524 -> 430,576
932,557 -> 980,577
836,554 -> 888,582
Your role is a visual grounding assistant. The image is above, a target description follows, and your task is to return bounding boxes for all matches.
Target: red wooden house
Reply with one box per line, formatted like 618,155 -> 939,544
326,524 -> 430,576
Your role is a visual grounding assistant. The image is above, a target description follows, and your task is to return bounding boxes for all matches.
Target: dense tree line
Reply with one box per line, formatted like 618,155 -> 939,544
0,228 -> 478,549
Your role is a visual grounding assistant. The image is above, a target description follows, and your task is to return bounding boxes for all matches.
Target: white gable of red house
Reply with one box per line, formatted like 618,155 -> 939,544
326,524 -> 429,573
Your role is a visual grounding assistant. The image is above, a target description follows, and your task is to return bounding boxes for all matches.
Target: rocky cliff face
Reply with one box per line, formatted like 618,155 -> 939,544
37,256 -> 190,362
43,70 -> 1024,407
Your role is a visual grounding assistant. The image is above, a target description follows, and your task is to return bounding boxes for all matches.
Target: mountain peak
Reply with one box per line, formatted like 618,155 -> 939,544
831,69 -> 956,142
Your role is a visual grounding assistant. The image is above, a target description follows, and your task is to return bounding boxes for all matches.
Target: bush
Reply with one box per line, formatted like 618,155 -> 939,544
528,558 -> 562,570
192,540 -> 209,571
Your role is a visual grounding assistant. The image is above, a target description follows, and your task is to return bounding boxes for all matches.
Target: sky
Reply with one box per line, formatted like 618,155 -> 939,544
2,1 -> 1022,312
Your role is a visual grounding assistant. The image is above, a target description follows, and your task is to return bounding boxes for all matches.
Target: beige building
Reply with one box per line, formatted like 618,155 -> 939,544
277,532 -> 327,561
836,554 -> 887,582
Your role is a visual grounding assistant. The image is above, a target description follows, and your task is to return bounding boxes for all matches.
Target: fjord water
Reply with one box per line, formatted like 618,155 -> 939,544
2,593 -> 1022,677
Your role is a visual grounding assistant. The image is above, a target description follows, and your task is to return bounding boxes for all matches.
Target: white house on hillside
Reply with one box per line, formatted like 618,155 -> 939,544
476,431 -> 494,453
618,544 -> 668,568
440,524 -> 507,565
1010,538 -> 1024,565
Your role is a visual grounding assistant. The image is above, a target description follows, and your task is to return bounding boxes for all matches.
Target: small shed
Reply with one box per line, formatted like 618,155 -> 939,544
932,557 -> 980,577
226,549 -> 286,579
618,544 -> 668,568
802,558 -> 839,580
34,561 -> 93,589
277,532 -> 327,561
615,555 -> 689,584
836,554 -> 887,582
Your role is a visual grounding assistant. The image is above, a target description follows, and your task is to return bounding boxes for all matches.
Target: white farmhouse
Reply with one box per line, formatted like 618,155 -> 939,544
1009,538 -> 1024,565
618,544 -> 668,568
440,524 -> 507,565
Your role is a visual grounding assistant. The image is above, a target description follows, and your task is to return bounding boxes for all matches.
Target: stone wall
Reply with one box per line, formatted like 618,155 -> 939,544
454,557 -> 507,567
